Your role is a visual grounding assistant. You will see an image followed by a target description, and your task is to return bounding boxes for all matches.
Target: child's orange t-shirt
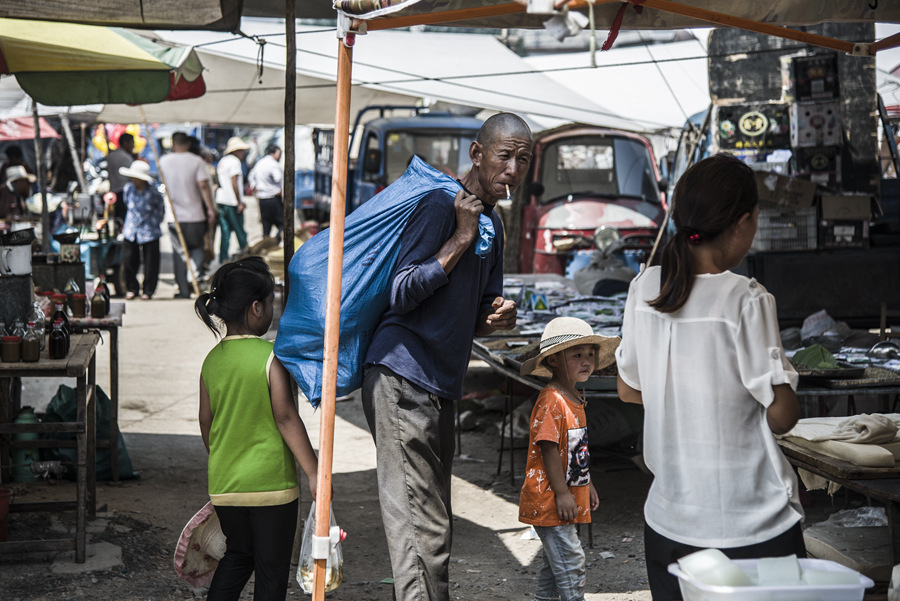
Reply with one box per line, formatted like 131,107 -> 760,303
518,388 -> 592,526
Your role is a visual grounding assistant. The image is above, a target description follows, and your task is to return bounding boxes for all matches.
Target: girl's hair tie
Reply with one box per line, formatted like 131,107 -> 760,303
688,233 -> 701,245
210,287 -> 217,300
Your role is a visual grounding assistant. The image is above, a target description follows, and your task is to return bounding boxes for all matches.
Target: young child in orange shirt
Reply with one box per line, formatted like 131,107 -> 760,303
518,317 -> 620,601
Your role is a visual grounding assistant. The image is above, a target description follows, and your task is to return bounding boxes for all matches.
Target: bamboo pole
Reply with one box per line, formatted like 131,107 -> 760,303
284,0 -> 297,303
31,102 -> 50,253
283,0 -> 306,571
138,106 -> 201,297
59,112 -> 88,196
312,36 -> 353,601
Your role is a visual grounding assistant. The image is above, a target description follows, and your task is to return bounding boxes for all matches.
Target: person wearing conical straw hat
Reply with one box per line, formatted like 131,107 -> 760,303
518,316 -> 619,601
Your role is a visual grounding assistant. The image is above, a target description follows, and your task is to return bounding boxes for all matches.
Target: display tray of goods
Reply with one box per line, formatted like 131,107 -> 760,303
790,344 -> 865,379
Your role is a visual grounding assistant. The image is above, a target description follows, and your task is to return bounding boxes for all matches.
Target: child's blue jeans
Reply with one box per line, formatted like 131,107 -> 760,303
533,523 -> 586,601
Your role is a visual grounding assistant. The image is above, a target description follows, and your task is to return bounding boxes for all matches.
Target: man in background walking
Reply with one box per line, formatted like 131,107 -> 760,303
106,133 -> 135,223
158,132 -> 216,298
249,144 -> 285,244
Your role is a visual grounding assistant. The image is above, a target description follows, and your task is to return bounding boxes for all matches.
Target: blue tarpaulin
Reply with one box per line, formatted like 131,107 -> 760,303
275,157 -> 495,406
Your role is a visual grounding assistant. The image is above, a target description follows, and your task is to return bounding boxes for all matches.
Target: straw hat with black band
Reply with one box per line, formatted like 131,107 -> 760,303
520,316 -> 620,378
118,160 -> 154,183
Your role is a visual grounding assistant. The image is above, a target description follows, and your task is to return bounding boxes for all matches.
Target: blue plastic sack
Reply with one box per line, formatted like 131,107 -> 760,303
274,156 -> 494,406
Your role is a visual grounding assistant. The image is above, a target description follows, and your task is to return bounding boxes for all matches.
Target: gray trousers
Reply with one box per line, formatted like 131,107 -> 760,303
168,221 -> 206,297
362,365 -> 455,601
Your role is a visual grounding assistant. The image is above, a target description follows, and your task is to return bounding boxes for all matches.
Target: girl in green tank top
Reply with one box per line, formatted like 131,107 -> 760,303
195,257 -> 319,601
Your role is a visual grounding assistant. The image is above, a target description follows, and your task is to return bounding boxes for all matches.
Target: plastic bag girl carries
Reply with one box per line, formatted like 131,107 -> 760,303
297,502 -> 346,594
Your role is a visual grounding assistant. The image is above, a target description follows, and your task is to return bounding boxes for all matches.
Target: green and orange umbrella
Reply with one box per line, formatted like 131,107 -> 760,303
0,18 -> 205,106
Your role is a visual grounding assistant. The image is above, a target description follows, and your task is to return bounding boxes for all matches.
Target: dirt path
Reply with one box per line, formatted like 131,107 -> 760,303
2,267 -> 654,600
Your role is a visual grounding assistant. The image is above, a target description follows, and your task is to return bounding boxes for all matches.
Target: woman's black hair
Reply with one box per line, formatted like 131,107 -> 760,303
649,154 -> 758,314
194,256 -> 275,337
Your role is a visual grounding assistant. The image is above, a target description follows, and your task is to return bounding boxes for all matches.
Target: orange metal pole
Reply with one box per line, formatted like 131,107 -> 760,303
631,0 -> 856,54
312,36 -> 353,601
871,32 -> 900,54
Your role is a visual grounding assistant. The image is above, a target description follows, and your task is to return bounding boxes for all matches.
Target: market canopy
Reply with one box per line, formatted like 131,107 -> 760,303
149,23 -> 655,132
0,1 -> 242,30
0,18 -> 205,106
324,1 -> 900,38
523,37 -> 710,131
97,31 -> 417,126
0,115 -> 58,141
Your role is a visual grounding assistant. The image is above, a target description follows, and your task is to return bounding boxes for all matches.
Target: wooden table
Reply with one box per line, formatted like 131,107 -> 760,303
778,439 -> 900,566
796,382 -> 900,417
0,332 -> 99,563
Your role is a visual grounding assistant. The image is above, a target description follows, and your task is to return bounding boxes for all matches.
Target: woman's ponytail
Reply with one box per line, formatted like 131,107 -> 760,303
648,154 -> 757,313
649,232 -> 696,313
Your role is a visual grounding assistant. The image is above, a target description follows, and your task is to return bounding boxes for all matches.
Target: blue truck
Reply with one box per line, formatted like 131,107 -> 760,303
312,106 -> 483,219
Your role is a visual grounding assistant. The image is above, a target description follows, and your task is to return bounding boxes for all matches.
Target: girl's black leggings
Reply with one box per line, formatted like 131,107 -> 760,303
207,499 -> 299,601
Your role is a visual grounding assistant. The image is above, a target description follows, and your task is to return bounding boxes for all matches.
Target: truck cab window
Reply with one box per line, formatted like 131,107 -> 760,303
385,131 -> 476,184
361,133 -> 382,183
613,138 -> 662,203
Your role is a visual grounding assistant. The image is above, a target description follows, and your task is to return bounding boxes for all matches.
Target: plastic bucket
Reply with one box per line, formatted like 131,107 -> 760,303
0,487 -> 12,541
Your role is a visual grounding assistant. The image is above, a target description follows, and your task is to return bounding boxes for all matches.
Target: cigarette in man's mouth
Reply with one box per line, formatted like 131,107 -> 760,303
505,185 -> 511,199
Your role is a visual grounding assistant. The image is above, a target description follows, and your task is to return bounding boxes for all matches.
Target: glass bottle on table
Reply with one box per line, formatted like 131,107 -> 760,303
30,301 -> 46,350
70,293 -> 87,318
21,322 -> 40,362
90,292 -> 106,318
49,319 -> 68,360
94,276 -> 110,314
64,277 -> 80,310
11,319 -> 26,340
51,296 -> 70,353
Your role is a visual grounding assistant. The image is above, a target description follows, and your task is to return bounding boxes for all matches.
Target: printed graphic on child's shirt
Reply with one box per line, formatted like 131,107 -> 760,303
566,426 -> 589,487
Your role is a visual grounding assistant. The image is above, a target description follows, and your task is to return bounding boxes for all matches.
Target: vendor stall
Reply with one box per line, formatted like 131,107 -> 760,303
475,273 -> 900,481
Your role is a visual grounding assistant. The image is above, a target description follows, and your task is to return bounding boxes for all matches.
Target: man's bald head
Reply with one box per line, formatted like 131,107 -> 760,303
476,113 -> 532,149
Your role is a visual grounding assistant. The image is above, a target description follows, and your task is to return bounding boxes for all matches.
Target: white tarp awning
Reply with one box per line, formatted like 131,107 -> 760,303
523,37 -> 711,131
96,47 -> 417,126
149,23 -> 646,132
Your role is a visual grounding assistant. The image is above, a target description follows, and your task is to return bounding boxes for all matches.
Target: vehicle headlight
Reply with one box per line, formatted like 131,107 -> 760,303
592,226 -> 620,253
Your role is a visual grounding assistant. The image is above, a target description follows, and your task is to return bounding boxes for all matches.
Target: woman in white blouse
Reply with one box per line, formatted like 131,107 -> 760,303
615,154 -> 804,600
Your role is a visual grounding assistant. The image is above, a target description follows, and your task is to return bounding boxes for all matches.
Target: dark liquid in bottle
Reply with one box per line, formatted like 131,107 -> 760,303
49,329 -> 67,359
